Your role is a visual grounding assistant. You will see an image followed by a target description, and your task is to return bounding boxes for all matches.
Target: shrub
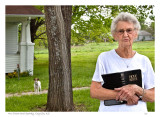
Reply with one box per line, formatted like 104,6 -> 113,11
6,70 -> 31,78
7,71 -> 18,78
20,70 -> 31,77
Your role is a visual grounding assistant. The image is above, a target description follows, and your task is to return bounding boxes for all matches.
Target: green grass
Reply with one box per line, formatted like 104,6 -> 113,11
6,41 -> 155,111
73,89 -> 99,111
6,89 -> 154,112
6,41 -> 154,93
6,94 -> 47,112
6,89 -> 99,112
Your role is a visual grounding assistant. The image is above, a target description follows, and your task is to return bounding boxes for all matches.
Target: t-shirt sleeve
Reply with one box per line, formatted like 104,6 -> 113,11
92,55 -> 104,82
144,57 -> 155,89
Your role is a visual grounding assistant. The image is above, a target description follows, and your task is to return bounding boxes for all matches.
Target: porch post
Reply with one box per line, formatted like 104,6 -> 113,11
20,18 -> 35,75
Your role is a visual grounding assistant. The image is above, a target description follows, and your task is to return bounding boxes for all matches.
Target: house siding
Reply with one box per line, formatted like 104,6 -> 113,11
6,54 -> 20,73
137,30 -> 153,41
6,23 -> 20,73
6,23 -> 19,54
138,35 -> 152,41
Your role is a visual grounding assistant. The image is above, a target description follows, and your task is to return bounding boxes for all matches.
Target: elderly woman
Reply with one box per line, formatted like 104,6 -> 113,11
90,12 -> 155,112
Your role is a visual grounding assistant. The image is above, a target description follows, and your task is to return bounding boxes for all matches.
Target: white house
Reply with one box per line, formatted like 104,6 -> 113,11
137,30 -> 153,41
6,6 -> 44,75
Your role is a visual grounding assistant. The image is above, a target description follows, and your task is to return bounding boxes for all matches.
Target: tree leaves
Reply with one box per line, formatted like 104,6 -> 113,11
32,5 -> 155,46
71,5 -> 154,45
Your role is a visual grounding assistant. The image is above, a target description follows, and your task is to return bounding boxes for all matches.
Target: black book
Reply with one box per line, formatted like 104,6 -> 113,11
102,69 -> 142,106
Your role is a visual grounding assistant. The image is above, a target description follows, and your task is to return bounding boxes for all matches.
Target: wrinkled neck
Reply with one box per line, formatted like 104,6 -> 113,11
115,47 -> 135,58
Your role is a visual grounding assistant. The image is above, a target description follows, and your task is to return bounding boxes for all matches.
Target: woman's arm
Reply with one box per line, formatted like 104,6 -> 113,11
135,87 -> 155,102
90,81 -> 140,105
90,81 -> 117,100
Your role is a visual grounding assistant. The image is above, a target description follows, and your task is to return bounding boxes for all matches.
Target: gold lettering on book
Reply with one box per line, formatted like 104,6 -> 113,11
129,74 -> 138,81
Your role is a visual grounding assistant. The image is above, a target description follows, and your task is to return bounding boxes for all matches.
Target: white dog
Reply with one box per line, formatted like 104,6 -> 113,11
34,78 -> 41,94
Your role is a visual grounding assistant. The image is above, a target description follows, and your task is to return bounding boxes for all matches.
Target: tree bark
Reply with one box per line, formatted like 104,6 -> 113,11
44,6 -> 73,111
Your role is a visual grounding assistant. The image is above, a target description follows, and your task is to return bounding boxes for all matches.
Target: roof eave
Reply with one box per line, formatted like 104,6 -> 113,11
6,14 -> 45,18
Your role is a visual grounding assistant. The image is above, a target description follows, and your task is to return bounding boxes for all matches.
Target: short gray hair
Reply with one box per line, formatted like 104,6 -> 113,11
111,12 -> 141,36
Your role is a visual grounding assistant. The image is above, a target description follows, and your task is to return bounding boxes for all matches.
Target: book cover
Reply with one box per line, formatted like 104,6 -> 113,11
102,69 -> 142,106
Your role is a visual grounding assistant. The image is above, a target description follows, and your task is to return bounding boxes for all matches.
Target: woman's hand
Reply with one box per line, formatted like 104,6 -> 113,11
127,95 -> 139,105
114,84 -> 138,101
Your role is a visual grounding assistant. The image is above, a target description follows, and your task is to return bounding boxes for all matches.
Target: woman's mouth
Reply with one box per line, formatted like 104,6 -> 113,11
124,39 -> 130,42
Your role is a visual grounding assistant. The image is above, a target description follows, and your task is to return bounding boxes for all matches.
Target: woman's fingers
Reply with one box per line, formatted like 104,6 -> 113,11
115,85 -> 136,101
116,89 -> 129,101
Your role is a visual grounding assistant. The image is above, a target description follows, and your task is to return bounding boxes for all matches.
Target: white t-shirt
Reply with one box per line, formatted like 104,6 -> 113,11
92,49 -> 155,112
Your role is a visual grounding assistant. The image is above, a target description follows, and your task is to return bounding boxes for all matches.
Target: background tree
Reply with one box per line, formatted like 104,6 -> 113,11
71,5 -> 154,45
29,6 -> 49,49
44,6 -> 73,111
33,5 -> 154,47
30,6 -> 45,43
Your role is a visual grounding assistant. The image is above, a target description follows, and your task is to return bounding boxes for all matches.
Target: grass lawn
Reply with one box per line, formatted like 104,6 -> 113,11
6,89 -> 99,112
6,89 -> 154,112
6,41 -> 155,111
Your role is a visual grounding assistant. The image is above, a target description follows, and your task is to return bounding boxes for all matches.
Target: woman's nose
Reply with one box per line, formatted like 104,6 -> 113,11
123,30 -> 128,36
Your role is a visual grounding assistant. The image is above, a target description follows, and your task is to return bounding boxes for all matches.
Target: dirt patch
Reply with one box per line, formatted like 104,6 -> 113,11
31,104 -> 46,112
31,103 -> 87,112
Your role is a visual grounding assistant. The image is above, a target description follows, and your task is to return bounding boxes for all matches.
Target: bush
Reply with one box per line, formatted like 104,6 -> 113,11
7,71 -> 18,78
6,70 -> 31,78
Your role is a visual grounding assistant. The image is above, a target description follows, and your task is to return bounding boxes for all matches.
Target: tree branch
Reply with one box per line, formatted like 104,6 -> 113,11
35,31 -> 46,38
35,38 -> 46,40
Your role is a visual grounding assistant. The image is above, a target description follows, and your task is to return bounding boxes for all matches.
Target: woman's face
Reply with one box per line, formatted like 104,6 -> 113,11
113,21 -> 138,48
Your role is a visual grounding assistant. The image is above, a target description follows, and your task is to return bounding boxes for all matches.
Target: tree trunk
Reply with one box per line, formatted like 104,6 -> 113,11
44,6 -> 73,111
